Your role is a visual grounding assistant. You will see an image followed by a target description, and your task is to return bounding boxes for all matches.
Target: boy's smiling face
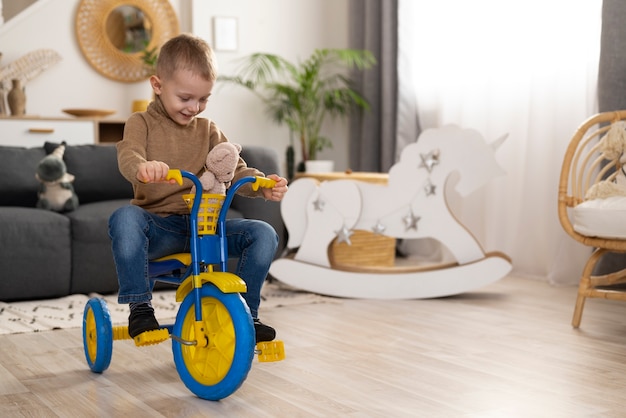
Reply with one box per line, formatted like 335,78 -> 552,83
150,69 -> 214,126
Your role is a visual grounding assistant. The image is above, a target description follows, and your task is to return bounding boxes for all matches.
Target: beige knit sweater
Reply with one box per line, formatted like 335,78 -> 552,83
117,97 -> 264,216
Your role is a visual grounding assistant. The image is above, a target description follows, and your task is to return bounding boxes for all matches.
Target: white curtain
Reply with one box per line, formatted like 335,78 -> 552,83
397,0 -> 602,284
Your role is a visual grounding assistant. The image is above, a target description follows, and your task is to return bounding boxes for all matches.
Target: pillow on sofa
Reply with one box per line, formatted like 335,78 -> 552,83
44,142 -> 132,204
0,145 -> 46,207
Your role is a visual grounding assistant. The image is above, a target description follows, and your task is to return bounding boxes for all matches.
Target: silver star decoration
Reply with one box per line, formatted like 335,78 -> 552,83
334,225 -> 354,245
419,149 -> 440,173
424,179 -> 437,196
402,210 -> 421,231
372,221 -> 387,235
312,198 -> 325,211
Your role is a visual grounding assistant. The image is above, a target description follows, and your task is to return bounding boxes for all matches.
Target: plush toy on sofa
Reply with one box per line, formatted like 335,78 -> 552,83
35,142 -> 79,212
190,142 -> 242,195
586,122 -> 626,200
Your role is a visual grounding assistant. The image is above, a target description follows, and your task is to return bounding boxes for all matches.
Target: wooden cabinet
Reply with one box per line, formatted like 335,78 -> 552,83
96,119 -> 126,143
0,117 -> 125,147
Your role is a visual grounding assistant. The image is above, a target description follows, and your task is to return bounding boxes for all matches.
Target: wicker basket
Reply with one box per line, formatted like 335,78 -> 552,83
182,193 -> 225,235
329,230 -> 396,268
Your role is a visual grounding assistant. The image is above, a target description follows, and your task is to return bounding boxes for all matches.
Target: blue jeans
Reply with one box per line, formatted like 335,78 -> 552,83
108,205 -> 278,319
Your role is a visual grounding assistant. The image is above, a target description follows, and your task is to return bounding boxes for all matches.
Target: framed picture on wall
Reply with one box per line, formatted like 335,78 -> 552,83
213,17 -> 238,51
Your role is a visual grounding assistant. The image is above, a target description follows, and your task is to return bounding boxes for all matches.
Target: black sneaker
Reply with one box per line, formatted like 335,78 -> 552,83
254,318 -> 276,342
128,304 -> 160,338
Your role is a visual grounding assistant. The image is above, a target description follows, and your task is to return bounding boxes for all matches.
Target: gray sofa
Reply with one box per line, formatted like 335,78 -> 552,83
0,142 -> 286,302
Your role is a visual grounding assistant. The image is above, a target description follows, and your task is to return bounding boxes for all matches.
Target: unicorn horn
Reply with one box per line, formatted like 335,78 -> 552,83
490,133 -> 508,151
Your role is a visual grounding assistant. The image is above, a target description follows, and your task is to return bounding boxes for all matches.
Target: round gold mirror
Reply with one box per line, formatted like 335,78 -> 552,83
75,0 -> 179,83
105,6 -> 153,53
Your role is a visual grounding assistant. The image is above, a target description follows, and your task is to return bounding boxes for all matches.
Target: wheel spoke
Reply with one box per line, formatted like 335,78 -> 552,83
180,296 -> 236,385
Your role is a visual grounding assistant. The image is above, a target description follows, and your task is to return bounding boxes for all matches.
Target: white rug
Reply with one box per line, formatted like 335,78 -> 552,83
0,281 -> 337,335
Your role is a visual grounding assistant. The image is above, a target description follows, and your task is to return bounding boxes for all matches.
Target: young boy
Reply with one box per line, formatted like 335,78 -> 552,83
109,33 -> 288,343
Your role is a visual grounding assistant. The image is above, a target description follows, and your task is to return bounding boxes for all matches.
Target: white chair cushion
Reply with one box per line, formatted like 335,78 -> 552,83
573,196 -> 626,239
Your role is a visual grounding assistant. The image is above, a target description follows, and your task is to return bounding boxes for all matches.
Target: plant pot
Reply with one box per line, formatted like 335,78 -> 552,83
305,160 -> 334,173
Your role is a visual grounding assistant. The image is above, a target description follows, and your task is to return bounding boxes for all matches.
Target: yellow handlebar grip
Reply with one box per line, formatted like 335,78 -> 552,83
251,176 -> 277,191
166,169 -> 183,185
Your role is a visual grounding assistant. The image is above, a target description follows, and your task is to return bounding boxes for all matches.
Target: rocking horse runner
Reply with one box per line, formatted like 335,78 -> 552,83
270,125 -> 512,299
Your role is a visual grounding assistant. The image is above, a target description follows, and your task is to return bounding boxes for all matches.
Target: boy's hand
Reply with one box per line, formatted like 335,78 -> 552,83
262,174 -> 288,202
137,161 -> 174,183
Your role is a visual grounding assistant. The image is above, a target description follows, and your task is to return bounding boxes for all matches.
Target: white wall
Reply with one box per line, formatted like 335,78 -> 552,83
0,0 -> 350,174
191,0 -> 350,172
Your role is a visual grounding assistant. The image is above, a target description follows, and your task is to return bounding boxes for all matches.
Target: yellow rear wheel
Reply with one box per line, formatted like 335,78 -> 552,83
82,298 -> 113,372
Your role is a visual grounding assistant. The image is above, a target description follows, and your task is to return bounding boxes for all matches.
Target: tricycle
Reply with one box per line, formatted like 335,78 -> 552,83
82,169 -> 285,400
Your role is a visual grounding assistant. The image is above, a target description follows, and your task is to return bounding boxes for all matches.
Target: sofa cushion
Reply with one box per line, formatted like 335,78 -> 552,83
44,142 -> 132,204
240,145 -> 280,177
0,146 -> 46,207
0,207 -> 71,301
234,145 -> 286,259
65,199 -> 129,295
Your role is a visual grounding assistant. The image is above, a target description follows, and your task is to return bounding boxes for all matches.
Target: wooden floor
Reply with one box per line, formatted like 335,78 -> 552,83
2,276 -> 626,417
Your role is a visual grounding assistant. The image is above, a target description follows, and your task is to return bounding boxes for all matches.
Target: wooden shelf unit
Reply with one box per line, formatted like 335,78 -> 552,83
0,116 -> 125,146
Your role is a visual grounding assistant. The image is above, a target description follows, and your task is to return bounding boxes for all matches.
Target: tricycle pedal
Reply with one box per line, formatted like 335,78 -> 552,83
112,325 -> 131,340
133,328 -> 170,347
256,340 -> 285,362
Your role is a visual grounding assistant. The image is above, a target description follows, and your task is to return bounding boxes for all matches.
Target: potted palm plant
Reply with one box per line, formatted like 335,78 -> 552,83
220,48 -> 376,177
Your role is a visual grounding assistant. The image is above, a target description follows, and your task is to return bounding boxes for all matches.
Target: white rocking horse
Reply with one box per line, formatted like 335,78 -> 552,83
270,125 -> 512,299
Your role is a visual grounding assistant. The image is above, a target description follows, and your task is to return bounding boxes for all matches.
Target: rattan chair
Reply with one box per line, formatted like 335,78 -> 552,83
558,110 -> 626,328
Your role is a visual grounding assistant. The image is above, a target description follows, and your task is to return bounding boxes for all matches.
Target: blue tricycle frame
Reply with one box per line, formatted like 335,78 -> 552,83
82,170 -> 284,401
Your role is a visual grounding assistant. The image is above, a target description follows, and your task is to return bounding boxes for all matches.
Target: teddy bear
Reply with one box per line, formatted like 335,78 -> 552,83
35,142 -> 79,212
585,121 -> 626,200
190,142 -> 242,195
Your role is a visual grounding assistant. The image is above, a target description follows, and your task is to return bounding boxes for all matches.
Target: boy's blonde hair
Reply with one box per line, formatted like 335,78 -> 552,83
156,34 -> 217,81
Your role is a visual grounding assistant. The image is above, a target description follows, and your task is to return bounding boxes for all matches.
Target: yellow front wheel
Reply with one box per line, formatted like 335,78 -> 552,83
172,284 -> 255,400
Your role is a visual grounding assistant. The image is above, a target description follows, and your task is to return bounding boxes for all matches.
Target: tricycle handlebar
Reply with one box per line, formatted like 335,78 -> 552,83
165,169 -> 184,185
166,169 -> 276,193
166,169 -> 276,220
166,169 -> 277,273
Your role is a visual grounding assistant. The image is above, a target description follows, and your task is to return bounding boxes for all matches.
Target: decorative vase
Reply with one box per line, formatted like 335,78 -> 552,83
7,79 -> 26,116
131,99 -> 150,113
0,90 -> 7,116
